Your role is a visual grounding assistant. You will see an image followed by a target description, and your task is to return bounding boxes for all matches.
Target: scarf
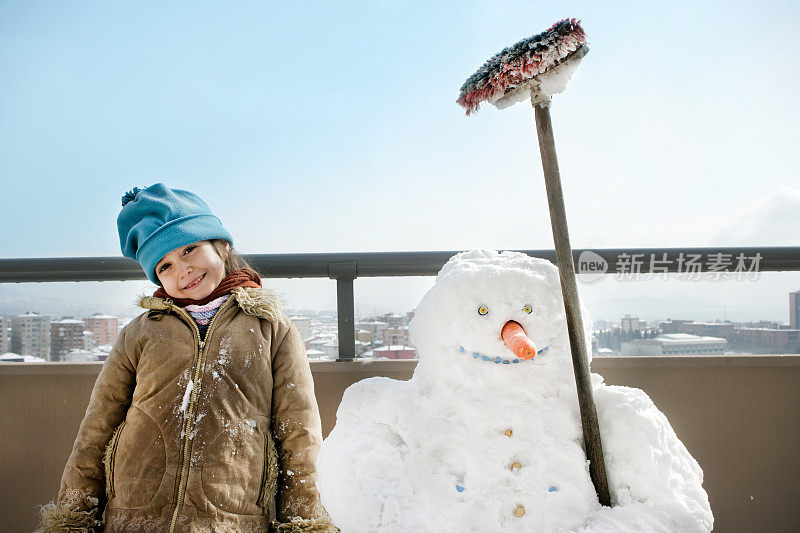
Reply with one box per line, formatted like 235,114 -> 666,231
153,268 -> 262,307
185,295 -> 230,326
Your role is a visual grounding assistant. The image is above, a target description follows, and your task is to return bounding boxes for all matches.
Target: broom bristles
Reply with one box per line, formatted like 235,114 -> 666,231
457,18 -> 587,115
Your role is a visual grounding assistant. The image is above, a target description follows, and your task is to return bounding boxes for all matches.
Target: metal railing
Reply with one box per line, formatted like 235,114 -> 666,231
3,246 -> 800,359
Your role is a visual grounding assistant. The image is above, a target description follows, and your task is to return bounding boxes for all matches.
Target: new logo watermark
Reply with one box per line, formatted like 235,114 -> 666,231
577,250 -> 608,284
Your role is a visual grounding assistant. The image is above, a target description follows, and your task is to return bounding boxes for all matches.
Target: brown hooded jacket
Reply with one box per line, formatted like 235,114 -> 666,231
38,287 -> 336,533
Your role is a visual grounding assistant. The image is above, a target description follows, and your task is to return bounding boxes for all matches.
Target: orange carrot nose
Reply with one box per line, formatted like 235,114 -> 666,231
501,321 -> 537,360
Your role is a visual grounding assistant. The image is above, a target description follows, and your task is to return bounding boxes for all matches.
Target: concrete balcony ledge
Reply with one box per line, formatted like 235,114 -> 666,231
4,353 -> 797,375
2,355 -> 798,532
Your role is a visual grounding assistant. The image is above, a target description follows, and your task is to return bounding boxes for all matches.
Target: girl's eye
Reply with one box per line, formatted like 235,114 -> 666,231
523,305 -> 533,314
158,263 -> 170,273
183,245 -> 195,255
477,306 -> 489,316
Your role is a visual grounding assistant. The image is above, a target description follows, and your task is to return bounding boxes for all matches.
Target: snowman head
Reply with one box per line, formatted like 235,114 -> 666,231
410,250 -> 591,391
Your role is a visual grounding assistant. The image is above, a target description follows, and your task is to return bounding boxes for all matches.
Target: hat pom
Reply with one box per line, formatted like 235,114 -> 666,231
121,187 -> 143,207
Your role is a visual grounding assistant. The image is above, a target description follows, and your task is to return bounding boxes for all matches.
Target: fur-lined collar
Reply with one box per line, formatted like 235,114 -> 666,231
138,286 -> 284,322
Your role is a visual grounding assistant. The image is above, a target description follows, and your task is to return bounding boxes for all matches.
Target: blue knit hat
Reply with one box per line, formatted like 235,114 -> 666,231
117,183 -> 233,284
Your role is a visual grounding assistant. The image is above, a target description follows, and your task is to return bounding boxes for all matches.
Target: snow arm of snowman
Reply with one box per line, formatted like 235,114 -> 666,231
590,385 -> 714,532
317,377 -> 415,532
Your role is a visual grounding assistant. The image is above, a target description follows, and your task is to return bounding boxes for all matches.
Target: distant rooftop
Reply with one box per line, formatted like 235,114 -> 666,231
655,334 -> 726,345
375,345 -> 416,351
666,320 -> 733,326
0,353 -> 46,362
738,327 -> 800,332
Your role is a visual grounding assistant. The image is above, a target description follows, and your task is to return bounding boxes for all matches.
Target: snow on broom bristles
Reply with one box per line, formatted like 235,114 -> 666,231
456,18 -> 587,115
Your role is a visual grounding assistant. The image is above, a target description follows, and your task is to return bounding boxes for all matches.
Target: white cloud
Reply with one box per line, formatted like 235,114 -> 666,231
710,188 -> 800,246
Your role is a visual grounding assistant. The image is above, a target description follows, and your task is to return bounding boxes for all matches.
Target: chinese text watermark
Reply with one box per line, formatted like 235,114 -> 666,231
577,251 -> 762,283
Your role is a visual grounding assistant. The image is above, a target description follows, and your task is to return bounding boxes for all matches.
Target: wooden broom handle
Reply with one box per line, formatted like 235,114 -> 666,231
534,102 -> 612,507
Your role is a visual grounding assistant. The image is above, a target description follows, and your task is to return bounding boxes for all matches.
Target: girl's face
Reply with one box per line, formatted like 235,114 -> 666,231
155,241 -> 228,300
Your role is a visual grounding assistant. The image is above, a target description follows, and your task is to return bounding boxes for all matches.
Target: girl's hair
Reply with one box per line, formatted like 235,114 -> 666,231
210,239 -> 260,277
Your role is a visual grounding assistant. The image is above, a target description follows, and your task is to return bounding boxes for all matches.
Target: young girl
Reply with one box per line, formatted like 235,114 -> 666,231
39,184 -> 336,532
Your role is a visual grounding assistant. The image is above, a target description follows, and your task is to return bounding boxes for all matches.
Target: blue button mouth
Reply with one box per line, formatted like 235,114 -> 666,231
458,345 -> 550,364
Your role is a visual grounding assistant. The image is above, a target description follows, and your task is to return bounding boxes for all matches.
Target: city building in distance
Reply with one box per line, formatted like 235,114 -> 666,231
355,320 -> 389,345
0,310 -> 123,362
11,312 -> 50,361
620,314 -> 643,332
790,290 -> 800,330
289,316 -> 311,341
621,333 -> 727,356
50,318 -> 86,362
732,327 -> 800,354
306,349 -> 326,360
594,316 -> 662,356
373,345 -> 417,359
383,326 -> 410,347
661,320 -> 734,341
0,316 -> 9,353
86,313 -> 119,347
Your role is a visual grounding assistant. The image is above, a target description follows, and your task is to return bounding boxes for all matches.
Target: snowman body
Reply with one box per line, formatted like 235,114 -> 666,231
318,251 -> 712,532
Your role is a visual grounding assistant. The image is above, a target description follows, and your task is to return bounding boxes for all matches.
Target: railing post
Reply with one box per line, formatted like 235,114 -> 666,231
328,262 -> 357,361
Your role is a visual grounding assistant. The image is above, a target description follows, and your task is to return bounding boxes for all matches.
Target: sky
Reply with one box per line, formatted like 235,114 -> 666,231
1,1 -> 799,322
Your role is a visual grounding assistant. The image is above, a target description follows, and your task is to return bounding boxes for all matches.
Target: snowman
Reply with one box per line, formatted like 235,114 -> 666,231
317,250 -> 712,532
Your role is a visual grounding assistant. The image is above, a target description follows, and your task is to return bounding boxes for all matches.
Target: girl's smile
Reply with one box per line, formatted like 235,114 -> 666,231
183,272 -> 206,290
155,241 -> 227,300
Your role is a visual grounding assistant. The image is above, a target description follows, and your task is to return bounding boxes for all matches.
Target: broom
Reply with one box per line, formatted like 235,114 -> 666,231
457,18 -> 611,507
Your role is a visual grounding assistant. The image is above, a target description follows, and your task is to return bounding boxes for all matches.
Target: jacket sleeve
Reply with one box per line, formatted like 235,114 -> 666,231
270,318 -> 338,532
37,324 -> 137,532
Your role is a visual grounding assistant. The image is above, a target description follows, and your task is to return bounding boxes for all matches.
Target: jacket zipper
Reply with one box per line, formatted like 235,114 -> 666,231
167,298 -> 232,533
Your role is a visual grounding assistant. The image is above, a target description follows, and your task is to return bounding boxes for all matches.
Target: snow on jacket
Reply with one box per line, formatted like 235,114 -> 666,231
38,286 -> 336,532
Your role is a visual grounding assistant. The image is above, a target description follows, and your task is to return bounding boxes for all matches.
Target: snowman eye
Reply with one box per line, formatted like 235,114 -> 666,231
523,305 -> 533,314
477,306 -> 489,316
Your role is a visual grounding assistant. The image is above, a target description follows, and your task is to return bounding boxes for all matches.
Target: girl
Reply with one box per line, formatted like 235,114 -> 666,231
39,184 -> 336,532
